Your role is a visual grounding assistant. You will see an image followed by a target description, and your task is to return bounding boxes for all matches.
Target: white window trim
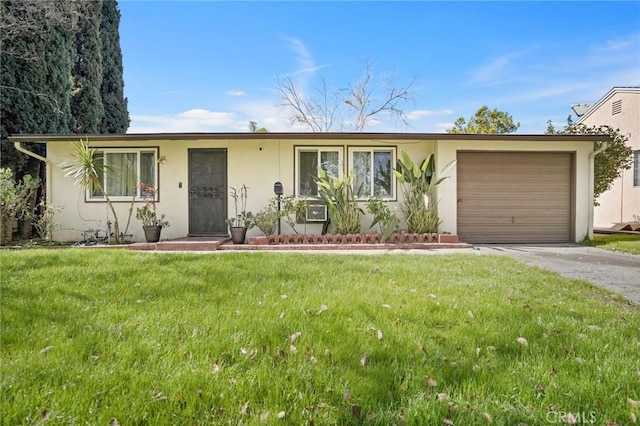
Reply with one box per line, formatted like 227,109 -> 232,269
294,146 -> 344,197
88,147 -> 159,202
348,147 -> 397,200
634,150 -> 640,187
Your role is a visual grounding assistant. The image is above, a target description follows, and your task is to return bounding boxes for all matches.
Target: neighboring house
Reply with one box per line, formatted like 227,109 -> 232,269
576,87 -> 640,228
10,132 -> 603,244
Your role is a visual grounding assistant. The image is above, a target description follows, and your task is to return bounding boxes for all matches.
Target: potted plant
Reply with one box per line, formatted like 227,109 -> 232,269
136,183 -> 170,242
226,185 -> 255,244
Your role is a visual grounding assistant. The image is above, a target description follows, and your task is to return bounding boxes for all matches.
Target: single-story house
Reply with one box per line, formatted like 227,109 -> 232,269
10,132 -> 606,244
574,87 -> 640,228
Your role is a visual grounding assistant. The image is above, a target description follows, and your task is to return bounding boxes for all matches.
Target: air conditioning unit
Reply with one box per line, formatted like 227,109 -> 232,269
305,204 -> 328,222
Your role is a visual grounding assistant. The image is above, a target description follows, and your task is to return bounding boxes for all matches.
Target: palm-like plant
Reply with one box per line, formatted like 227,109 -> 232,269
394,151 -> 455,234
315,168 -> 364,235
60,139 -> 123,244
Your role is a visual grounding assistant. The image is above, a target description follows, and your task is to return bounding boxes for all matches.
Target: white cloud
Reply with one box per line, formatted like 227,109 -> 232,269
227,90 -> 247,97
279,36 -> 333,79
285,36 -> 315,72
470,56 -> 510,85
128,109 -> 237,133
468,46 -> 539,86
435,122 -> 454,133
405,109 -> 454,120
591,33 -> 640,54
494,81 -> 598,105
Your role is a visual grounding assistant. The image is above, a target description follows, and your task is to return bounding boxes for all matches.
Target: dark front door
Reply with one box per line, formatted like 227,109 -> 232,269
188,149 -> 227,236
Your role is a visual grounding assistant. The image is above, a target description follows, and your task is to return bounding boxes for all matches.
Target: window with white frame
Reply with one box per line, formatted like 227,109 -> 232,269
89,148 -> 158,200
349,147 -> 396,199
295,147 -> 342,196
634,150 -> 640,187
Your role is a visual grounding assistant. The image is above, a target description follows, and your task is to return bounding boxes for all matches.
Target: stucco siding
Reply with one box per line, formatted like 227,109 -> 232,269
578,89 -> 640,227
45,137 -> 436,242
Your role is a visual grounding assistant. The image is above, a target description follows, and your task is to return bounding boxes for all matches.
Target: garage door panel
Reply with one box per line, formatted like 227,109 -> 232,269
459,213 -> 572,224
457,152 -> 572,243
458,181 -> 571,192
460,196 -> 565,208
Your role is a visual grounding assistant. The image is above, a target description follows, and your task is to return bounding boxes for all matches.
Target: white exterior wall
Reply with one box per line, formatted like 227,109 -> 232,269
435,140 -> 595,243
578,89 -> 640,227
45,137 -> 435,242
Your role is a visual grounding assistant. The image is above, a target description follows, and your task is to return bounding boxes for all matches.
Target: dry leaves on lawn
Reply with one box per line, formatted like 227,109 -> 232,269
360,354 -> 368,367
39,346 -> 54,355
425,376 -> 438,387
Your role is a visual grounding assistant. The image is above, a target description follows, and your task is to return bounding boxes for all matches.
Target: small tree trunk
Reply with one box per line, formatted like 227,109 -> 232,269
19,160 -> 42,239
1,212 -> 14,245
105,196 -> 121,244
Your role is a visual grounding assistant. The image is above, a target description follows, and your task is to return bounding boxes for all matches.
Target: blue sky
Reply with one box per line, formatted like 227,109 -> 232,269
118,1 -> 640,134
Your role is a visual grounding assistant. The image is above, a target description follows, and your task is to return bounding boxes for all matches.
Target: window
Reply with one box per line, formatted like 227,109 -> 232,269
349,148 -> 396,199
90,148 -> 158,200
634,150 -> 640,187
295,147 -> 342,196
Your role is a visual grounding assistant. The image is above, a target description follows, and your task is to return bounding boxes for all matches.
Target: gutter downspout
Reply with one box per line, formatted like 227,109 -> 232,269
13,142 -> 52,208
588,141 -> 608,240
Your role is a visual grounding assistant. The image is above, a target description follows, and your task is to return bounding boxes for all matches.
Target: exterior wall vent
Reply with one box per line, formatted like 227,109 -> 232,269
612,99 -> 622,115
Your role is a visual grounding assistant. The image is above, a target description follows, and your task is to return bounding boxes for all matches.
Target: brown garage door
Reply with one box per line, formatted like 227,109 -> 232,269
457,152 -> 572,243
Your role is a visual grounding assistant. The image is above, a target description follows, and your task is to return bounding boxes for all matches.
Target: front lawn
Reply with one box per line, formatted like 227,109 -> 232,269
581,233 -> 640,255
1,250 -> 639,425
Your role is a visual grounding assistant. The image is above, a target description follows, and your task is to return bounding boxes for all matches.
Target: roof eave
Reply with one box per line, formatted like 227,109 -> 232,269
8,132 -> 608,143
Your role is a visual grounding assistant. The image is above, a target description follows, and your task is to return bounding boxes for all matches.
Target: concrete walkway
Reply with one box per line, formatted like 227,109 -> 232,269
473,244 -> 640,305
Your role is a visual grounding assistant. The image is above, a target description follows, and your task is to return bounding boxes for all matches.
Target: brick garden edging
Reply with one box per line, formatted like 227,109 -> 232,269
249,233 -> 460,245
213,233 -> 471,251
130,233 -> 470,251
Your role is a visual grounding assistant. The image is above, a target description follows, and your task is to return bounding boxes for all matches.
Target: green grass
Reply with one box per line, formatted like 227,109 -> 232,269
2,250 -> 639,425
581,233 -> 640,255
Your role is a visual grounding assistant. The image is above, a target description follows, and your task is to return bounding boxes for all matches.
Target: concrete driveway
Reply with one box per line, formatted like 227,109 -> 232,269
474,244 -> 640,305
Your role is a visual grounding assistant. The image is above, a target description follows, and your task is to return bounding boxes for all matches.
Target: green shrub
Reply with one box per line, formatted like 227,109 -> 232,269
254,198 -> 281,235
0,168 -> 40,244
366,197 -> 397,242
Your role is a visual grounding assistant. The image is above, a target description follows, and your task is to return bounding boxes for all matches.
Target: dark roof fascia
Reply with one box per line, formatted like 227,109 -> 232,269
8,132 -> 608,143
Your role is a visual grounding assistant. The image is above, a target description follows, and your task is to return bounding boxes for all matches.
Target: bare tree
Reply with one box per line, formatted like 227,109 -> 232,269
276,60 -> 415,132
276,77 -> 341,132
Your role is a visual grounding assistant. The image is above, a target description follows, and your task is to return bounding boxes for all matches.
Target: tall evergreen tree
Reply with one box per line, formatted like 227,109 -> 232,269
69,1 -> 104,134
1,0 -> 129,240
1,2 -> 74,170
99,0 -> 129,133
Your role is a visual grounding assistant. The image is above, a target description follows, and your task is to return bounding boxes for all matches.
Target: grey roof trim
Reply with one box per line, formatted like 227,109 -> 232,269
8,132 -> 607,143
